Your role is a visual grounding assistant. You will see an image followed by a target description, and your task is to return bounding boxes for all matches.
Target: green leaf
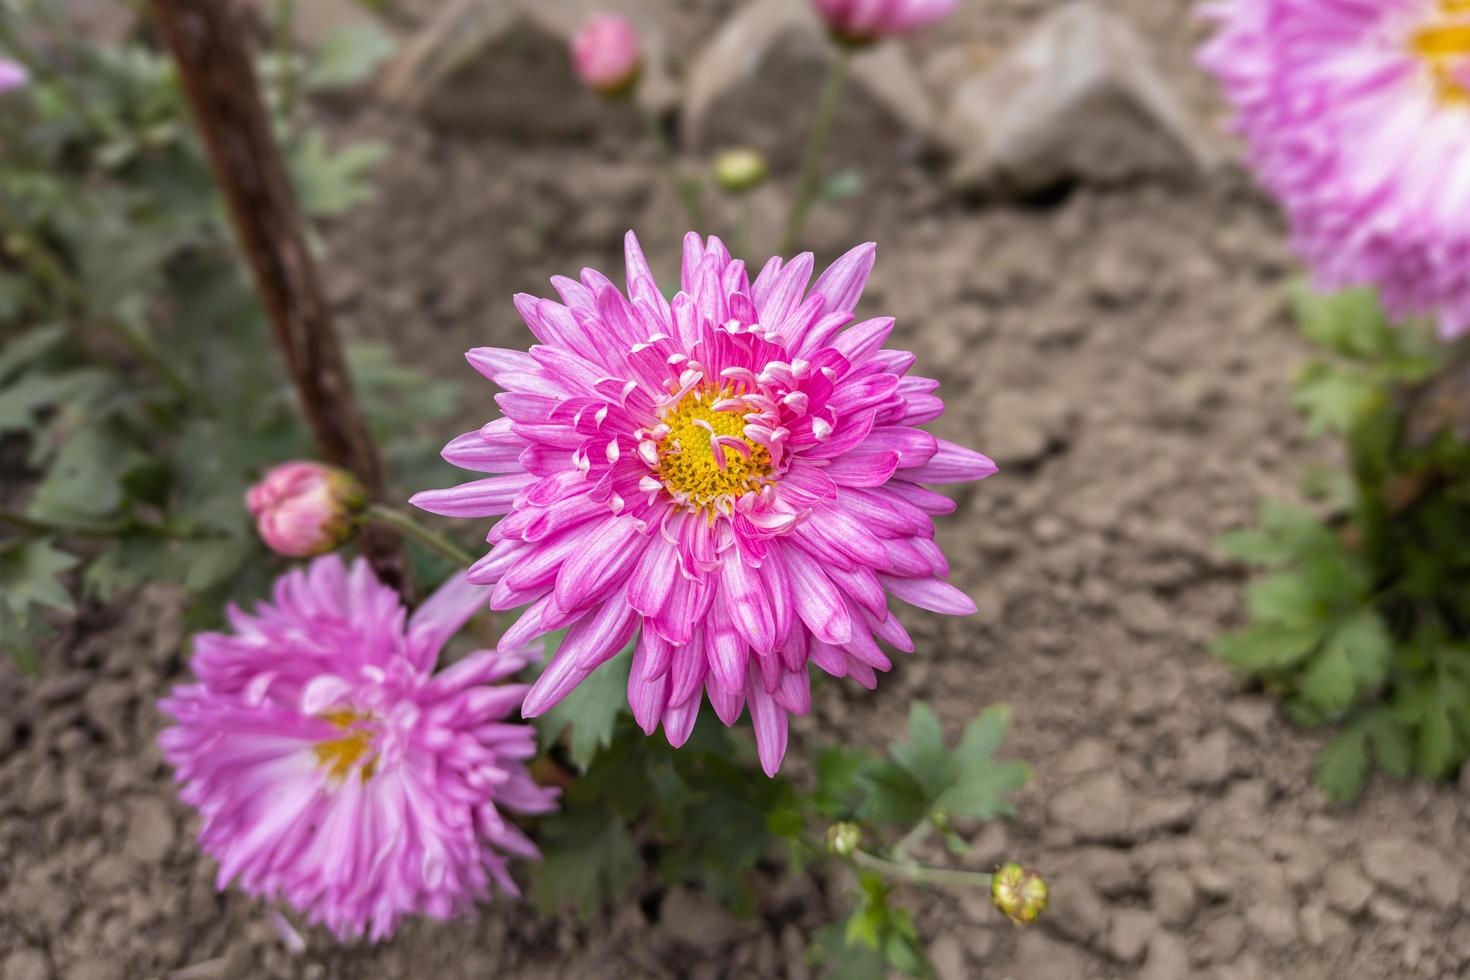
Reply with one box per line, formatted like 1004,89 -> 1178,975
1299,644 -> 1355,716
84,535 -> 177,600
530,811 -> 639,918
821,168 -> 864,202
1213,622 -> 1324,673
536,641 -> 634,771
26,420 -> 137,522
1216,503 -> 1332,567
888,702 -> 954,801
0,540 -> 79,617
304,23 -> 397,90
1246,573 -> 1320,627
937,704 -> 1030,821
1291,285 -> 1394,360
1364,710 -> 1412,779
1316,725 -> 1369,804
1416,695 -> 1458,780
811,922 -> 886,980
0,325 -> 67,382
290,131 -> 388,216
174,535 -> 252,592
1292,363 -> 1379,437
1333,608 -> 1391,689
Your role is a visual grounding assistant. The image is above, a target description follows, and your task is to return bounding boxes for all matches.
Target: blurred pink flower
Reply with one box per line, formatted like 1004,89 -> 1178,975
810,0 -> 958,44
1202,0 -> 1470,338
159,556 -> 558,942
246,462 -> 365,557
0,58 -> 29,94
413,231 -> 994,776
572,13 -> 642,97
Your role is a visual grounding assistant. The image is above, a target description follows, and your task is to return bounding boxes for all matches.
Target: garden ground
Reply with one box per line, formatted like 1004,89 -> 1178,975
3,1 -> 1469,978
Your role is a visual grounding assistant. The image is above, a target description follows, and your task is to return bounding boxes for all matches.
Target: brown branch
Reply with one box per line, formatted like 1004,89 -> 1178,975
149,0 -> 410,595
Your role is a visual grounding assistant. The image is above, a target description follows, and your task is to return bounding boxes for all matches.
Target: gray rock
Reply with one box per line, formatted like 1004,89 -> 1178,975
929,934 -> 967,980
1362,836 -> 1464,910
82,680 -> 134,747
122,797 -> 176,865
1,949 -> 51,980
658,886 -> 744,950
1149,868 -> 1198,928
1048,771 -> 1130,842
1324,864 -> 1372,915
1106,908 -> 1157,964
1139,932 -> 1190,980
1007,930 -> 1096,980
1202,915 -> 1245,964
1298,902 -> 1349,948
1244,894 -> 1298,947
940,3 -> 1215,193
1180,730 -> 1234,788
1044,878 -> 1110,947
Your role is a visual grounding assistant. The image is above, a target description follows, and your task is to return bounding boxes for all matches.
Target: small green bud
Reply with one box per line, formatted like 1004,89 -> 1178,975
713,148 -> 768,195
826,822 -> 863,857
991,862 -> 1048,926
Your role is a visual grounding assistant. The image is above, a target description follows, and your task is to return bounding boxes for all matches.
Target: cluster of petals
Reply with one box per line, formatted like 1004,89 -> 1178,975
571,13 -> 642,96
246,461 -> 365,558
158,556 -> 557,942
0,58 -> 27,95
414,231 -> 995,776
1201,0 -> 1470,338
809,0 -> 958,44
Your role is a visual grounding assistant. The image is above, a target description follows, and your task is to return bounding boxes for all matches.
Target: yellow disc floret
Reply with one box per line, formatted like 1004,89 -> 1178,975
1412,1 -> 1470,104
656,385 -> 772,510
313,708 -> 377,783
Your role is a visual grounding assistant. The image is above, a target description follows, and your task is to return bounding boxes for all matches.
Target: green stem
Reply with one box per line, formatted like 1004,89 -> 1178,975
364,504 -> 477,568
891,820 -> 935,864
273,0 -> 298,122
849,849 -> 994,891
637,101 -> 704,229
780,50 -> 850,255
0,509 -> 124,539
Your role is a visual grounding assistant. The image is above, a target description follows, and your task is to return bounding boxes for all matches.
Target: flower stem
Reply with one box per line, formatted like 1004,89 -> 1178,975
363,504 -> 477,568
780,49 -> 850,255
0,509 -> 124,539
272,0 -> 297,121
850,848 -> 995,891
891,820 -> 935,864
637,101 -> 704,229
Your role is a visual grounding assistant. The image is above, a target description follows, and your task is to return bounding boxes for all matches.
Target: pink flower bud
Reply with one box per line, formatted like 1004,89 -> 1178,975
246,462 -> 366,558
810,0 -> 958,46
572,14 -> 642,97
0,59 -> 30,96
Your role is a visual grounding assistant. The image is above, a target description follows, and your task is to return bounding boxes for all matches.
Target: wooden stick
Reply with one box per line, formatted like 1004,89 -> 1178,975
149,0 -> 410,594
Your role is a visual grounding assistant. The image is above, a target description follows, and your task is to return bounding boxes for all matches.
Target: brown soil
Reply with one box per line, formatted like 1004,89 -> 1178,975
4,2 -> 1469,979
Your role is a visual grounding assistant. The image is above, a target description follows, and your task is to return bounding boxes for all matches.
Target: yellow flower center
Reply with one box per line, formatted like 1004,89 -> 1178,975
1412,0 -> 1470,104
656,386 -> 772,509
313,708 -> 377,783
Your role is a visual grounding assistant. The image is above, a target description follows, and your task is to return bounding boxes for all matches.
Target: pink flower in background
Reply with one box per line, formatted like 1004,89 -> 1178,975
1202,0 -> 1470,338
246,462 -> 365,557
0,58 -> 28,95
571,13 -> 642,97
413,231 -> 995,776
159,557 -> 557,942
810,0 -> 959,44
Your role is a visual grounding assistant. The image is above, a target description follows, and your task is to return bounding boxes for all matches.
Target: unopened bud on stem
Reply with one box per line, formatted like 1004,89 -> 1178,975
713,148 -> 768,195
247,462 -> 366,557
826,822 -> 863,857
991,862 -> 1048,925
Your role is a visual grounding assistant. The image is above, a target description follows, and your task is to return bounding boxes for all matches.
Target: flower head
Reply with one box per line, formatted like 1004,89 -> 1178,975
0,59 -> 28,95
246,461 -> 366,557
714,148 -> 770,195
572,13 -> 642,97
810,0 -> 958,46
1202,0 -> 1470,338
413,231 -> 995,777
158,557 -> 557,942
991,862 -> 1049,925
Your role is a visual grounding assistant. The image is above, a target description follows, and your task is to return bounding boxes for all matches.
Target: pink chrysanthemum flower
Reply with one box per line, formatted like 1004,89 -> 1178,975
571,13 -> 642,97
158,557 -> 557,942
810,0 -> 958,45
0,59 -> 28,95
1201,0 -> 1470,338
413,232 -> 995,776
